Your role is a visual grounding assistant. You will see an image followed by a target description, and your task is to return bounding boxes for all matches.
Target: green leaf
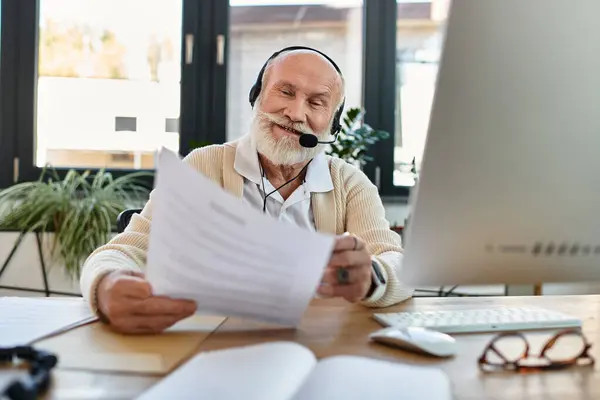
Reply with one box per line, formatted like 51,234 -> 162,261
0,167 -> 151,279
327,107 -> 391,165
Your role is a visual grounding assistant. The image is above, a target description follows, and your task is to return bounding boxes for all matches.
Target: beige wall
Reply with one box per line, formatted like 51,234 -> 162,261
46,149 -> 156,170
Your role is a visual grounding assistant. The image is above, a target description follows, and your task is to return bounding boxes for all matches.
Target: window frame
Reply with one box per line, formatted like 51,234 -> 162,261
362,0 -> 411,200
0,0 -> 20,189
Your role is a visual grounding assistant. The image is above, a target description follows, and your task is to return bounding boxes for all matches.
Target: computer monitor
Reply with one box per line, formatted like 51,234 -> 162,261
400,0 -> 600,287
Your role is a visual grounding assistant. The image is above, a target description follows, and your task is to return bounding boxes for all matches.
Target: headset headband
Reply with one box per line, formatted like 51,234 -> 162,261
248,46 -> 345,135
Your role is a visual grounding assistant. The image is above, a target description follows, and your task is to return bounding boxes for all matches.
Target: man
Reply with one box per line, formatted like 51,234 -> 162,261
79,46 -> 414,334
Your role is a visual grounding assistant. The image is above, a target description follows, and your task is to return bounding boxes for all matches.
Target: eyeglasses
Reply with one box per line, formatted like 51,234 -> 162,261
478,328 -> 595,372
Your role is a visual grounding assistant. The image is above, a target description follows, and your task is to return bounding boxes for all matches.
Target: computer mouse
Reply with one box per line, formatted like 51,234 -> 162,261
369,326 -> 457,358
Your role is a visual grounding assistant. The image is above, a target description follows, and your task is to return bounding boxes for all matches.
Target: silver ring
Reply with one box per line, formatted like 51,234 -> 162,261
337,267 -> 350,285
353,236 -> 358,251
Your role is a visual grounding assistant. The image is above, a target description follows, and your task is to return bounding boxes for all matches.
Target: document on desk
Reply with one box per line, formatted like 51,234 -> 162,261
145,148 -> 336,326
0,297 -> 95,347
138,342 -> 452,400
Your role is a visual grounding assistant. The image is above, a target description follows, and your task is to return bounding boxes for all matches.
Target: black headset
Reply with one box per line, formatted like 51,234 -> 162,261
248,46 -> 345,147
0,346 -> 58,400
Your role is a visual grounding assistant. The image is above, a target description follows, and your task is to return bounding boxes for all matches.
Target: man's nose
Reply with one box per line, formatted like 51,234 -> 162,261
283,97 -> 307,123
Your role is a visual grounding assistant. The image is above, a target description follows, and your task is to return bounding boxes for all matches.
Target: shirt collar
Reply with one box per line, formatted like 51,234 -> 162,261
233,134 -> 263,185
303,150 -> 334,193
233,134 -> 334,193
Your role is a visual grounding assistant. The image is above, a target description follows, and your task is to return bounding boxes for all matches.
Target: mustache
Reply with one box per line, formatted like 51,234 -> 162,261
256,110 -> 316,136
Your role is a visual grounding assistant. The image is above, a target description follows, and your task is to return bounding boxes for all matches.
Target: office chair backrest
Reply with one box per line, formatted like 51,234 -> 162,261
116,209 -> 142,233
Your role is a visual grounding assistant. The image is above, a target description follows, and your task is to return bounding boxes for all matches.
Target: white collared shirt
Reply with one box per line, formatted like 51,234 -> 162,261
233,134 -> 334,230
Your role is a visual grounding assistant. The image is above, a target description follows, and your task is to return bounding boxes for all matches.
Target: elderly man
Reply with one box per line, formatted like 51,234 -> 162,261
80,46 -> 413,334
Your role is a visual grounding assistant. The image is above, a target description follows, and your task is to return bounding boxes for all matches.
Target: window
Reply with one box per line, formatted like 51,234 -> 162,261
35,0 -> 183,170
115,117 -> 137,132
0,0 -> 417,193
165,118 -> 179,133
394,0 -> 450,188
357,0 -> 450,197
226,0 -> 364,142
0,0 -> 219,187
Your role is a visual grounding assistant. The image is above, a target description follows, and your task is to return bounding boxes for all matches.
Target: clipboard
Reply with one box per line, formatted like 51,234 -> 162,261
34,314 -> 227,375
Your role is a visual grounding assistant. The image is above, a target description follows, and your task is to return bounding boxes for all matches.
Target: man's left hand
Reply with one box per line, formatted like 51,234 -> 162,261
317,234 -> 372,303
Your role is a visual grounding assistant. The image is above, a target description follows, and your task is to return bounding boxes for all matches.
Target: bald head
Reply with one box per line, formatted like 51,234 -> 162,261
261,50 -> 345,109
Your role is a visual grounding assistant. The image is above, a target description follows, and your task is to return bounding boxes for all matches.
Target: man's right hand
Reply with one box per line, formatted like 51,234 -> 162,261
96,270 -> 197,334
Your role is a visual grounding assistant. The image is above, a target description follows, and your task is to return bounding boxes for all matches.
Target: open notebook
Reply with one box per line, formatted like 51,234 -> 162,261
137,342 -> 452,400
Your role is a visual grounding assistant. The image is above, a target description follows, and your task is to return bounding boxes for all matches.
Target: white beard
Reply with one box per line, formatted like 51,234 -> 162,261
249,106 -> 333,166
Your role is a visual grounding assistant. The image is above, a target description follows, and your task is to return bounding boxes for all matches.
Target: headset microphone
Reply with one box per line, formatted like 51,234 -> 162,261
298,133 -> 338,148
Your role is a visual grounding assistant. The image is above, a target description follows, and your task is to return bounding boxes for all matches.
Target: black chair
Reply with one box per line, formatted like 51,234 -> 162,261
116,208 -> 142,233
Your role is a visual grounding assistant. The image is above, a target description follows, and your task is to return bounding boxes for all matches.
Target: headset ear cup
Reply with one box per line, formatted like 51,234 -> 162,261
332,120 -> 340,135
331,104 -> 344,135
249,84 -> 257,107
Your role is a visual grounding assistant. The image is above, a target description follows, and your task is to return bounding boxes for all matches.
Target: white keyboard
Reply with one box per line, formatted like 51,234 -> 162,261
373,307 -> 582,334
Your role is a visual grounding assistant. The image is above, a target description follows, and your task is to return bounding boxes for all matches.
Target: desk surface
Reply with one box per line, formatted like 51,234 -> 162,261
11,295 -> 600,400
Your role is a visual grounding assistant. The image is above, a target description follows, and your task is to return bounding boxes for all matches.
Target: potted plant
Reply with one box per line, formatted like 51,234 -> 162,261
326,107 -> 390,168
0,167 -> 152,280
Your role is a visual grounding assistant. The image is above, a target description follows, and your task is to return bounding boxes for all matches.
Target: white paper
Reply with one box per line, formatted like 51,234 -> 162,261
137,342 -> 452,400
145,148 -> 335,326
0,297 -> 95,347
293,355 -> 452,400
137,342 -> 317,400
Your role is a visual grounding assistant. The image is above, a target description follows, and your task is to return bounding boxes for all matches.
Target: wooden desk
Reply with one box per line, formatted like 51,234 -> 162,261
5,295 -> 600,400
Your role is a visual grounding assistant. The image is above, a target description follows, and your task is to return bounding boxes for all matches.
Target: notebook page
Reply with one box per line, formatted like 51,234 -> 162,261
0,297 -> 95,347
292,355 -> 452,400
137,342 -> 317,400
145,148 -> 335,326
